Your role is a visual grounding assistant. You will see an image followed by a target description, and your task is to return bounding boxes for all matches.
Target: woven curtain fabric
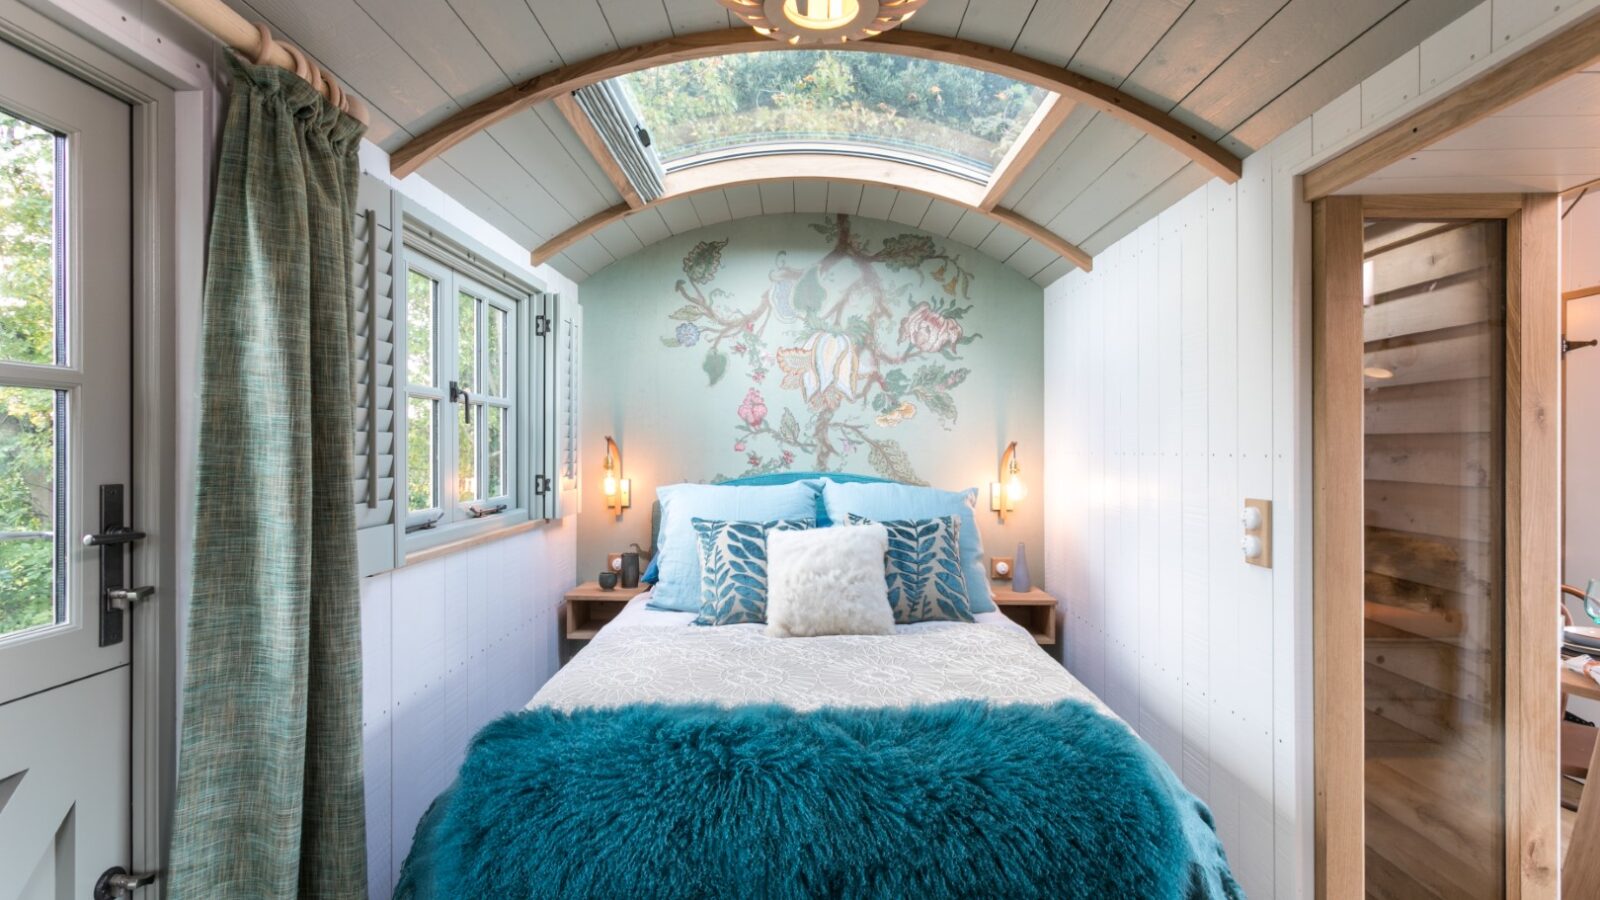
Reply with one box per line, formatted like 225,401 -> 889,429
169,57 -> 367,899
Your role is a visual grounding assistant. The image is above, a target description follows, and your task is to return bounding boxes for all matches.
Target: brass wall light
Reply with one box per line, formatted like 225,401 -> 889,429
602,436 -> 631,515
990,441 -> 1026,523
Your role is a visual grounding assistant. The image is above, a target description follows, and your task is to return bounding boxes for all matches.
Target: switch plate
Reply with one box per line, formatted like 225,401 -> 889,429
1243,498 -> 1272,568
990,556 -> 1014,581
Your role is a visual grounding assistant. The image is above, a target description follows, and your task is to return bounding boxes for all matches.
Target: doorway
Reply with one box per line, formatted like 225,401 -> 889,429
0,34 -> 138,898
1312,194 -> 1562,898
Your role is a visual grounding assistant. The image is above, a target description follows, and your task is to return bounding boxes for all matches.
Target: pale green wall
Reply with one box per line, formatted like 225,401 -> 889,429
577,213 -> 1044,588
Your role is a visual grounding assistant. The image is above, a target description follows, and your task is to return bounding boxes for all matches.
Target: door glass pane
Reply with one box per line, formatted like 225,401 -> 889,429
0,114 -> 62,366
486,405 -> 504,499
487,306 -> 505,397
406,269 -> 436,387
0,386 -> 63,639
1362,218 -> 1506,897
406,397 -> 435,512
458,292 -> 477,393
458,409 -> 477,504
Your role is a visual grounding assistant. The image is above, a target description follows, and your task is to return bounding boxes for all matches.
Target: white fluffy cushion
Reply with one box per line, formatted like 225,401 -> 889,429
764,524 -> 894,638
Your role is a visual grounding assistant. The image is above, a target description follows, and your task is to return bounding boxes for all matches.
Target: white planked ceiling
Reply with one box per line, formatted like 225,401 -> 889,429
221,0 -> 1482,283
1344,67 -> 1600,195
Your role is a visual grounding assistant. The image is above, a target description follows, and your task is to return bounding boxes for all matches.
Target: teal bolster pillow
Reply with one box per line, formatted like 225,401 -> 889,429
820,479 -> 995,613
847,514 -> 972,624
692,518 -> 814,626
647,481 -> 820,612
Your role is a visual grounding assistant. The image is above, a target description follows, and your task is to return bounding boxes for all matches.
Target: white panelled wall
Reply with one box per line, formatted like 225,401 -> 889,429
360,522 -> 575,900
1043,128 -> 1313,900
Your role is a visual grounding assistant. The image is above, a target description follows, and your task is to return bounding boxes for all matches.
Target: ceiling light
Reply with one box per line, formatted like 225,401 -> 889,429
719,0 -> 928,45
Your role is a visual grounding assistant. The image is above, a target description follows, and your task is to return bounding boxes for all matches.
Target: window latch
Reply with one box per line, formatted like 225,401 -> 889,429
449,380 -> 472,425
467,503 -> 507,519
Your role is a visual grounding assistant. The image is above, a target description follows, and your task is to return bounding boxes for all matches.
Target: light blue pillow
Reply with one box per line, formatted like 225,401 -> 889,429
820,479 -> 995,613
647,481 -> 820,612
692,518 -> 813,626
847,514 -> 973,624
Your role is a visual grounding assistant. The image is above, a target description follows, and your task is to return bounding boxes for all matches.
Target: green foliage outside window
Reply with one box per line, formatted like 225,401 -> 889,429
623,51 -> 1050,173
0,114 -> 59,636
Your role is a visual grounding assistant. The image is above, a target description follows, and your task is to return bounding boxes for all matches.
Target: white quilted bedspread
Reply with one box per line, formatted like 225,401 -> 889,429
529,622 -> 1109,715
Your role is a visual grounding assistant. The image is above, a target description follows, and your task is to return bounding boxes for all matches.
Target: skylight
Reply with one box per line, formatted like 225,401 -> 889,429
618,51 -> 1054,182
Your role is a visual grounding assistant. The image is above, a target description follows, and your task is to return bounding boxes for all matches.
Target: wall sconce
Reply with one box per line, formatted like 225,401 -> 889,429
990,441 -> 1026,523
602,436 -> 631,515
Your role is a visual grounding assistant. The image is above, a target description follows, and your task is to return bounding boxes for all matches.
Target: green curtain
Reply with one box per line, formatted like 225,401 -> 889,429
169,56 -> 367,899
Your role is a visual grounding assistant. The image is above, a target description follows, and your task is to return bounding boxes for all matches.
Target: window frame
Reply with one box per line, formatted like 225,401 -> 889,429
399,224 -> 542,554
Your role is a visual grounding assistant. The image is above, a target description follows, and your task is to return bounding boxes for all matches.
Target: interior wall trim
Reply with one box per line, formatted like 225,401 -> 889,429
1301,7 -> 1600,202
530,158 -> 1094,273
387,26 -> 1243,185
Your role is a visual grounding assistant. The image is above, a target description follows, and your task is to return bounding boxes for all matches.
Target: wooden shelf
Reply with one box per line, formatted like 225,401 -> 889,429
992,587 -> 1058,645
562,582 -> 646,641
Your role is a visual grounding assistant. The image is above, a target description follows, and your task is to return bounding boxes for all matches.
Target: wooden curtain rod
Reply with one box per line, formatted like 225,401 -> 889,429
160,0 -> 370,126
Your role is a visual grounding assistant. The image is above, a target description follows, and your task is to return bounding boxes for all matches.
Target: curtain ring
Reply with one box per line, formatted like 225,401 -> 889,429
250,22 -> 276,67
325,76 -> 344,111
280,41 -> 311,83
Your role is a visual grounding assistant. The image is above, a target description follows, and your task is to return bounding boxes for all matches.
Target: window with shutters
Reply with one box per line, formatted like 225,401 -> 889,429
353,174 -> 569,574
400,230 -> 542,552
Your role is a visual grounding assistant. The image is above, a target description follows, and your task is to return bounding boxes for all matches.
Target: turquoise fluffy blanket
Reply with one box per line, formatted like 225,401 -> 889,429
396,700 -> 1240,899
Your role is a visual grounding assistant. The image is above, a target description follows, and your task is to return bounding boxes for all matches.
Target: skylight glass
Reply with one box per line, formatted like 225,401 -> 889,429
619,51 -> 1053,181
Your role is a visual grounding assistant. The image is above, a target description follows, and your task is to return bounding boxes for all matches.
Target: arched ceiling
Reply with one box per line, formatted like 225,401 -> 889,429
221,0 -> 1480,284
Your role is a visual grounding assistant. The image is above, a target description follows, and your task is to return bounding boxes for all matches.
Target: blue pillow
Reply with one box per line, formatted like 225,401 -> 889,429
820,479 -> 995,613
642,472 -> 897,583
847,514 -> 973,624
647,481 -> 820,612
692,518 -> 813,626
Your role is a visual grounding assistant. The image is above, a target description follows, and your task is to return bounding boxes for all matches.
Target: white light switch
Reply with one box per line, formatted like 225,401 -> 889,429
1242,499 -> 1272,568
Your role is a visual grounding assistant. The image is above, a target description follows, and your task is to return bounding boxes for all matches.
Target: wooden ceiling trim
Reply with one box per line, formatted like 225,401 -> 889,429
551,92 -> 645,208
388,27 -> 1243,184
661,155 -> 989,208
980,94 -> 1076,212
1302,7 -> 1600,202
530,161 -> 1094,273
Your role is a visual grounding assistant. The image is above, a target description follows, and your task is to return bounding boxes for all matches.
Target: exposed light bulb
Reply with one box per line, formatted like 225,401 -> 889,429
1006,473 -> 1026,503
604,474 -> 619,496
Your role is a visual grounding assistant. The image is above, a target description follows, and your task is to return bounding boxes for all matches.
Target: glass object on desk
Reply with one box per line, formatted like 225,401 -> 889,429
1586,578 -> 1600,625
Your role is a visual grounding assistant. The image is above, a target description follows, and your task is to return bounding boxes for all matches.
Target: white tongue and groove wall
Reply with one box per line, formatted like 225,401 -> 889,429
1044,2 -> 1600,898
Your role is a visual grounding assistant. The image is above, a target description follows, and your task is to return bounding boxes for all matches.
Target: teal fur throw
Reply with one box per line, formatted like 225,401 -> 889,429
397,700 -> 1240,899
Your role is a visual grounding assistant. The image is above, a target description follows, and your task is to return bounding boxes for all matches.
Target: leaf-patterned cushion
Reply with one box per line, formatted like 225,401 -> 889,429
847,514 -> 973,624
692,518 -> 815,626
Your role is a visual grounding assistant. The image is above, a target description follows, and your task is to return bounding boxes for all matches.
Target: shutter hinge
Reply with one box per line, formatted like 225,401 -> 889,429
535,314 -> 552,337
534,474 -> 552,496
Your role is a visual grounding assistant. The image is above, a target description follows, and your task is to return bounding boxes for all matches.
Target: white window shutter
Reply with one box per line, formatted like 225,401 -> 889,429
352,175 -> 402,574
554,295 -> 582,518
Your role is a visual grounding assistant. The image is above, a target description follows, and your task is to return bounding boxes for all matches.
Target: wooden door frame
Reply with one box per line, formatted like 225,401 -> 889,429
1312,193 -> 1561,899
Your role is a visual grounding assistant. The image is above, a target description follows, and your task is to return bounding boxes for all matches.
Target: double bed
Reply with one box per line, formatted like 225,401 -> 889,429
396,477 -> 1240,899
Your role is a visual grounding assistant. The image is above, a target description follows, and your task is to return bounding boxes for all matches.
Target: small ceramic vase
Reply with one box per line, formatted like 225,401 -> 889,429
1012,542 -> 1032,593
597,571 -> 619,591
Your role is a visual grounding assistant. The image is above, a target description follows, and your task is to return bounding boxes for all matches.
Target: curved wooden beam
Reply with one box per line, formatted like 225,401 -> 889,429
391,27 -> 1242,184
532,156 -> 1094,273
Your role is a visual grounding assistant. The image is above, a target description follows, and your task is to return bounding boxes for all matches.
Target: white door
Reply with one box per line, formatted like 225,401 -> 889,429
0,35 -> 137,900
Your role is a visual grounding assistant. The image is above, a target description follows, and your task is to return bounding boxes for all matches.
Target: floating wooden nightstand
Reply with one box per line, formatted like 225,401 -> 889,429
992,587 -> 1058,646
562,582 -> 647,641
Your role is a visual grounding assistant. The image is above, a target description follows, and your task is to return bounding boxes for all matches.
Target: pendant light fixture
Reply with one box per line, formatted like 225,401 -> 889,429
718,0 -> 928,45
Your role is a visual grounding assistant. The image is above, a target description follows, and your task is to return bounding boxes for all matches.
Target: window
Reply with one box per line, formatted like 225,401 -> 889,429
402,237 -> 530,545
618,51 -> 1054,182
0,112 -> 67,641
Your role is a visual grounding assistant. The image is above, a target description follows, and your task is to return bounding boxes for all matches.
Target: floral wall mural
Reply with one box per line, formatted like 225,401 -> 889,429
578,213 -> 1043,578
661,215 -> 987,483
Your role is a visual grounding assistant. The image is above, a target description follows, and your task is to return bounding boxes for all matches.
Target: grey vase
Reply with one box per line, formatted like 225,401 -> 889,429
1012,542 -> 1031,592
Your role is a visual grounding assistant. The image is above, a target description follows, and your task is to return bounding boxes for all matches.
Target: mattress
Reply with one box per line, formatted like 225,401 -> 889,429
531,590 -> 1108,716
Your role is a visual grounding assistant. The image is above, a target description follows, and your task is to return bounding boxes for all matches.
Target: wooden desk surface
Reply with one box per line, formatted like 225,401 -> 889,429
1564,664 -> 1600,703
